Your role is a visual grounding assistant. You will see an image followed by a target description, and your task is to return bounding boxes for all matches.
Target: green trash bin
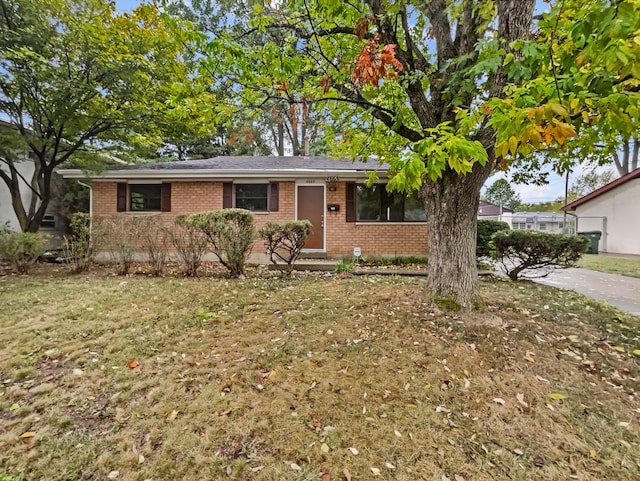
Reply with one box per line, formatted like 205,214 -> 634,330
578,231 -> 602,254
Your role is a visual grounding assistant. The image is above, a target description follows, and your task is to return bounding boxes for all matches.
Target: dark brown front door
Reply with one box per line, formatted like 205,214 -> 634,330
297,185 -> 324,250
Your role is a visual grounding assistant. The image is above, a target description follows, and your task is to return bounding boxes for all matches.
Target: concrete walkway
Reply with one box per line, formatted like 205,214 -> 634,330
534,267 -> 640,316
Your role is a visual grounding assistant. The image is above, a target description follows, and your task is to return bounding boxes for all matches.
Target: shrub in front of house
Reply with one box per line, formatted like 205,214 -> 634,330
477,219 -> 510,257
63,212 -> 94,272
492,230 -> 587,281
187,209 -> 256,277
170,215 -> 208,277
137,216 -> 170,276
259,220 -> 312,274
96,215 -> 142,275
0,231 -> 48,273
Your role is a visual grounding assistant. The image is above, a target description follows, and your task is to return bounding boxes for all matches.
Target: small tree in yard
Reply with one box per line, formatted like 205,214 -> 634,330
259,220 -> 312,274
187,209 -> 256,277
169,215 -> 208,277
492,231 -> 587,281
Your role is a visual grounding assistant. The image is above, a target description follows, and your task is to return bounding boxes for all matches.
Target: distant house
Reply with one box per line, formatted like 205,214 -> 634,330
477,200 -> 513,221
0,121 -> 64,240
563,167 -> 640,255
510,211 -> 574,234
60,156 -> 430,260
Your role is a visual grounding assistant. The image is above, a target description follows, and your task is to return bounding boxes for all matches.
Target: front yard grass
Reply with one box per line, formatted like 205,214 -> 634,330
0,268 -> 638,481
577,254 -> 640,278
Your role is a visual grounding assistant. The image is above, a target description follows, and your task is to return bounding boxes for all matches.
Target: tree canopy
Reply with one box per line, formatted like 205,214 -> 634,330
483,178 -> 521,211
0,0 -> 215,232
199,0 -> 639,307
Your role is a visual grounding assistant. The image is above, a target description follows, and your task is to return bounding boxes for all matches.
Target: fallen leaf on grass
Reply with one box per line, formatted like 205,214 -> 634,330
10,403 -> 20,411
107,471 -> 119,479
549,393 -> 566,400
385,462 -> 396,470
290,463 -> 302,471
320,468 -> 331,481
167,409 -> 178,421
127,359 -> 140,371
370,467 -> 381,476
343,467 -> 352,481
321,443 -> 330,453
348,447 -> 359,455
454,475 -> 466,481
19,431 -> 36,439
493,398 -> 506,405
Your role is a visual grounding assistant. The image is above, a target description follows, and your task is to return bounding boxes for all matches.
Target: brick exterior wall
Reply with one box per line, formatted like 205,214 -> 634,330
92,180 -> 428,257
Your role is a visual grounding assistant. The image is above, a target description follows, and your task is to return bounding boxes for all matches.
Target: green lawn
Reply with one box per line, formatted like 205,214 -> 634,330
0,267 -> 638,481
577,254 -> 640,278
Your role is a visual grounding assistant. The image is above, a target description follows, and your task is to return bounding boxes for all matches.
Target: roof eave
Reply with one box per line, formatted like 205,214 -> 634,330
58,168 -> 377,180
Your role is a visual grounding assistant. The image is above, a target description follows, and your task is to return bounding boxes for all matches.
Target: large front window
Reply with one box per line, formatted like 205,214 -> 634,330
235,184 -> 268,211
356,184 -> 427,222
130,184 -> 162,211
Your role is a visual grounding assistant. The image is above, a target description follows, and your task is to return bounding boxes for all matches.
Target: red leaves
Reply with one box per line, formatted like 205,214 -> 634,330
351,34 -> 403,87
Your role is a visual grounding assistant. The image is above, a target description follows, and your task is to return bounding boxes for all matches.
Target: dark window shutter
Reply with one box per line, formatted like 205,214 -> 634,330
269,182 -> 279,212
117,183 -> 127,212
223,182 -> 233,208
345,182 -> 356,222
161,183 -> 171,212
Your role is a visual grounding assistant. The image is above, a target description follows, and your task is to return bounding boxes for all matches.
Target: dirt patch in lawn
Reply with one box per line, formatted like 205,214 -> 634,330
0,270 -> 637,481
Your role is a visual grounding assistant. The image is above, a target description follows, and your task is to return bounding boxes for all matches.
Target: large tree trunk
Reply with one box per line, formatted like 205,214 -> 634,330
423,162 -> 494,309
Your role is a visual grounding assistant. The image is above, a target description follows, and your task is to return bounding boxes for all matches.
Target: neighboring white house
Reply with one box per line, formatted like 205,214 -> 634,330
510,211 -> 575,234
563,167 -> 640,255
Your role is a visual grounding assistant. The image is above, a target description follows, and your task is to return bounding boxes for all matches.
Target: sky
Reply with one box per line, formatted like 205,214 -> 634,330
111,0 -> 584,203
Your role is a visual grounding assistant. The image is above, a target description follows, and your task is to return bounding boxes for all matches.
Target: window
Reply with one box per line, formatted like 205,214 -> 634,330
513,222 -> 526,230
235,184 -> 268,211
40,215 -> 56,228
539,222 -> 547,230
354,184 -> 426,222
117,183 -> 171,212
130,184 -> 162,211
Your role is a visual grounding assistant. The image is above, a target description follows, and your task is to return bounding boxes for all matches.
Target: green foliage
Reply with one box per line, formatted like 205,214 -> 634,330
0,0 -> 216,232
186,209 -> 256,277
63,213 -> 93,273
334,259 -> 355,274
477,220 -> 510,258
482,179 -> 521,210
492,230 -> 587,281
0,232 -> 47,273
259,220 -> 312,274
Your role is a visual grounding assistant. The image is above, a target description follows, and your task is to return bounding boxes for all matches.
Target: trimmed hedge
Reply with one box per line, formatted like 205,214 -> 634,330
259,220 -> 312,273
492,230 -> 587,281
477,219 -> 510,257
0,231 -> 48,273
186,209 -> 256,277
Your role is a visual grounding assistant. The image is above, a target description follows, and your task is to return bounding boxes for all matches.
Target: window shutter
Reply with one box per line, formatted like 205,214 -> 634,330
269,182 -> 279,212
117,183 -> 127,212
223,182 -> 233,208
161,183 -> 171,212
345,182 -> 356,222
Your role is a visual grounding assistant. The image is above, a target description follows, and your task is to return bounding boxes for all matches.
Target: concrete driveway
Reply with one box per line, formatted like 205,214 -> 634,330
534,267 -> 640,316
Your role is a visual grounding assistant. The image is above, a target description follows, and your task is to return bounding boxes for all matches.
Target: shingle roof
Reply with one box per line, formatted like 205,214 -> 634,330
562,167 -> 640,211
478,200 -> 513,216
115,156 -> 381,172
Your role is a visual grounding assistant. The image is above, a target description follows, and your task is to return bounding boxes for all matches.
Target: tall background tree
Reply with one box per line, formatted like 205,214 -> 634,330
200,0 -> 638,307
167,0 -> 329,157
482,179 -> 521,211
0,0 -> 215,232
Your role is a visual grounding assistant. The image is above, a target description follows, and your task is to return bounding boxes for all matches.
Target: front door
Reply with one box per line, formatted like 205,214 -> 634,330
297,185 -> 324,250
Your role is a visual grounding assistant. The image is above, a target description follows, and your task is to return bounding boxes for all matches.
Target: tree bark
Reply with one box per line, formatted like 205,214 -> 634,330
423,161 -> 495,309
